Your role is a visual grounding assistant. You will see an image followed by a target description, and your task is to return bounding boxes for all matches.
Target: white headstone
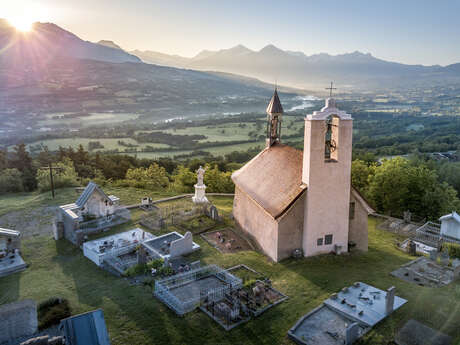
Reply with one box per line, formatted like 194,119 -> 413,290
169,232 -> 194,258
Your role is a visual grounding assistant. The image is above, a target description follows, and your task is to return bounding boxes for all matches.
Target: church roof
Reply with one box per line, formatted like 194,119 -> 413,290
266,89 -> 284,114
232,144 -> 306,218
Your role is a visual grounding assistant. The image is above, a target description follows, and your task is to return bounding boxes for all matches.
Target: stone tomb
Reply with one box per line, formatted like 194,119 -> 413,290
391,257 -> 457,287
143,231 -> 200,260
288,282 -> 407,345
0,228 -> 26,277
289,304 -> 370,345
0,300 -> 38,344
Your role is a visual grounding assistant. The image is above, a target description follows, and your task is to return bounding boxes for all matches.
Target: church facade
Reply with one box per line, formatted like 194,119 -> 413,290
232,90 -> 374,262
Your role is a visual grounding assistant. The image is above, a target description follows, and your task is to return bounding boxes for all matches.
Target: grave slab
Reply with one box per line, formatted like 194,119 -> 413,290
395,319 -> 452,345
323,282 -> 407,327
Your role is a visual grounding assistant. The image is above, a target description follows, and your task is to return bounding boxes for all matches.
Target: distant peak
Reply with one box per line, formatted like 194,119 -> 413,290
259,44 -> 285,55
98,40 -> 122,50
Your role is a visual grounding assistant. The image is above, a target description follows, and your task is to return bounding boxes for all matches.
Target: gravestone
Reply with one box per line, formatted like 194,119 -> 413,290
407,240 -> 417,256
209,205 -> 219,221
403,210 -> 412,223
440,250 -> 449,266
137,246 -> 147,265
429,250 -> 438,261
169,232 -> 194,257
346,322 -> 360,345
385,286 -> 396,315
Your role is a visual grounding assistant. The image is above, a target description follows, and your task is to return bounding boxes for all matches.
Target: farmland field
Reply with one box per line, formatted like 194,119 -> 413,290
37,112 -> 140,127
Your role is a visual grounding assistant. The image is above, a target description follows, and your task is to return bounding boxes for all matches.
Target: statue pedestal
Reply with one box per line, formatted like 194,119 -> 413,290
193,184 -> 208,203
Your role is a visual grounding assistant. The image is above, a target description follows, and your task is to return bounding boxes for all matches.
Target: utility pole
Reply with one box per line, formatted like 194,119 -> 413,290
40,162 -> 63,199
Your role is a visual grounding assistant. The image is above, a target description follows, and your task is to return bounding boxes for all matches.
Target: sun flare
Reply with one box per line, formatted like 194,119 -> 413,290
8,17 -> 34,32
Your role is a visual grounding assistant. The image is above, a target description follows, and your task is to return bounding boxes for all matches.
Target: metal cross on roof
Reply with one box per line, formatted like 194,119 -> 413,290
325,81 -> 337,97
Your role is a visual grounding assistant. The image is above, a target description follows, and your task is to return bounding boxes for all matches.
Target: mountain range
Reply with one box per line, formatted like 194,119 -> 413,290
131,44 -> 460,90
0,19 -> 281,119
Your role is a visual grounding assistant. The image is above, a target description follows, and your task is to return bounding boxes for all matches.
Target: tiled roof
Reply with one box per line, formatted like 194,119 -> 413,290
232,144 -> 306,218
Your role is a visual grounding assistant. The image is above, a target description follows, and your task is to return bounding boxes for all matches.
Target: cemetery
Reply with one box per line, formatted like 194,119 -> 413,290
0,157 -> 459,344
288,282 -> 407,345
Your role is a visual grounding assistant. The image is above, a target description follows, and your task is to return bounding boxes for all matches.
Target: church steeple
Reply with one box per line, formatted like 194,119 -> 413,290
266,88 -> 283,147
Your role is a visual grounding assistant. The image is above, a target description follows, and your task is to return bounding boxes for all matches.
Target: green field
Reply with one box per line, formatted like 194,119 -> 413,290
0,188 -> 459,345
37,112 -> 140,127
23,115 -> 304,159
20,138 -> 170,152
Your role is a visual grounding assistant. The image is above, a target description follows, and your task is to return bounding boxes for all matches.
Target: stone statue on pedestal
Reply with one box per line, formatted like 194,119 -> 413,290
193,166 -> 208,203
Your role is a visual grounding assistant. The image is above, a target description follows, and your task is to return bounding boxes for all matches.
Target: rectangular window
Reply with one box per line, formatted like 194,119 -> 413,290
349,202 -> 356,220
325,234 -> 333,245
317,238 -> 323,246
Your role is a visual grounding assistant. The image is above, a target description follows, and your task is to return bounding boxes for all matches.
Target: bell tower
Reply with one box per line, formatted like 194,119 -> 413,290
266,89 -> 283,147
301,97 -> 353,257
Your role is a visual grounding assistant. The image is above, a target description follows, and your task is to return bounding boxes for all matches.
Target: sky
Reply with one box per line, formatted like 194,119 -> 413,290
2,0 -> 460,66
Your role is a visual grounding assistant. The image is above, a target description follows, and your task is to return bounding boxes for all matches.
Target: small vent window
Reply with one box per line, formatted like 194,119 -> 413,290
325,234 -> 333,245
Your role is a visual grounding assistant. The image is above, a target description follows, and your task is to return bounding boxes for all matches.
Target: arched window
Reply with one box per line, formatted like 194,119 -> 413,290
325,115 -> 339,161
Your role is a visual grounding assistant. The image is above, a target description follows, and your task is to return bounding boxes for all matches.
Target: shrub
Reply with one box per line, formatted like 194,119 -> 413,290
124,263 -> 148,277
446,243 -> 460,259
38,297 -> 71,330
158,266 -> 174,277
147,258 -> 164,270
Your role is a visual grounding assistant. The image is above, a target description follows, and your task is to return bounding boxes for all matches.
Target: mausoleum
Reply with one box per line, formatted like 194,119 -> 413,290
57,182 -> 130,245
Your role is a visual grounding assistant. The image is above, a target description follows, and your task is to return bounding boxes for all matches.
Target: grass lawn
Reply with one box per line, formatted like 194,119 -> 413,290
0,191 -> 459,345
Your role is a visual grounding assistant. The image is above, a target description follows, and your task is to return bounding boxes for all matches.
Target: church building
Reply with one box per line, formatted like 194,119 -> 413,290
232,90 -> 374,262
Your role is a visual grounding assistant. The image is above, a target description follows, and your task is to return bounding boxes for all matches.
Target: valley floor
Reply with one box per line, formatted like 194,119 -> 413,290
0,188 -> 459,345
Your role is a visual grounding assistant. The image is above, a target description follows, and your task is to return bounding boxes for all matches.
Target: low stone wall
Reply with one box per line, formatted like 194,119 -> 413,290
0,299 -> 38,344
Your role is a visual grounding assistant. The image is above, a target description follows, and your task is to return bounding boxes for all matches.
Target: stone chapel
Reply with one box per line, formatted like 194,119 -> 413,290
232,90 -> 375,262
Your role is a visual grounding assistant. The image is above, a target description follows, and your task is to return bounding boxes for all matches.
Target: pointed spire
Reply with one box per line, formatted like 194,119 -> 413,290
266,88 -> 284,114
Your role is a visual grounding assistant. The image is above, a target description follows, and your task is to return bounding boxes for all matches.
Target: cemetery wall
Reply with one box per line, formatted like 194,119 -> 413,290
0,299 -> 38,343
277,192 -> 305,260
348,192 -> 369,251
233,186 -> 279,261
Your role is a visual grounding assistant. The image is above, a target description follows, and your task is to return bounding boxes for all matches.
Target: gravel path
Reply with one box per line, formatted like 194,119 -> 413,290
0,206 -> 57,238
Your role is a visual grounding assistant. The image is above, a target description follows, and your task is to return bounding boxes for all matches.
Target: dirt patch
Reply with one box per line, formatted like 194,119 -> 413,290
0,206 -> 57,238
201,228 -> 252,254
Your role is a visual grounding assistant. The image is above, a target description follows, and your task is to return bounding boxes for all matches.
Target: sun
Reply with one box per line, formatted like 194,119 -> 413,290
8,16 -> 34,32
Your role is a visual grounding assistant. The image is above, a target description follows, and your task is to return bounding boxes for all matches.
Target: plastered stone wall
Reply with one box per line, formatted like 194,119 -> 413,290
0,299 -> 38,343
302,118 -> 352,257
233,186 -> 279,261
348,193 -> 369,252
277,192 -> 305,261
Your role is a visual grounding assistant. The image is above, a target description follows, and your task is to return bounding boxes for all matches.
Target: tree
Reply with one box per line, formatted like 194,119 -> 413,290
202,164 -> 234,193
351,160 -> 376,194
172,165 -> 196,193
10,143 -> 36,191
0,169 -> 24,193
125,163 -> 169,190
367,157 -> 460,219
